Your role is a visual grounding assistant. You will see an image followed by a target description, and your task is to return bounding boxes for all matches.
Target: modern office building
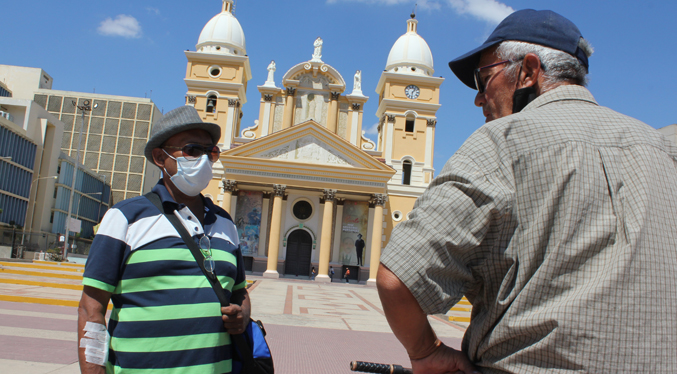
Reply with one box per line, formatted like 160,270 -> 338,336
0,68 -> 112,257
0,65 -> 162,206
52,152 -> 111,240
32,91 -> 161,204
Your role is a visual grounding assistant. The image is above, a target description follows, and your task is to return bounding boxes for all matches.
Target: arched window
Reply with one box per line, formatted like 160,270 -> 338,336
206,94 -> 217,113
405,113 -> 416,133
402,160 -> 412,185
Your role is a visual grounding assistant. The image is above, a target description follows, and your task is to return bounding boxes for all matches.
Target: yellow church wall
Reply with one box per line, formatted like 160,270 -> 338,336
390,118 -> 427,161
188,62 -> 244,84
382,194 -> 418,247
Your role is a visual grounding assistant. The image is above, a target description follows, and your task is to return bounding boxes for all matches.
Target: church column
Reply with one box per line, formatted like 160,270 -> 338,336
349,103 -> 361,145
257,192 -> 271,257
220,179 -> 237,213
264,184 -> 286,278
367,194 -> 387,286
316,189 -> 336,283
223,99 -> 239,150
384,114 -> 396,164
331,198 -> 345,263
327,92 -> 340,134
261,95 -> 274,136
425,119 -> 436,183
282,87 -> 296,130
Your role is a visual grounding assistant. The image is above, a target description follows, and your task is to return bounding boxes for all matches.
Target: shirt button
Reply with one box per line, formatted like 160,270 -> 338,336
194,227 -> 198,231
188,216 -> 192,220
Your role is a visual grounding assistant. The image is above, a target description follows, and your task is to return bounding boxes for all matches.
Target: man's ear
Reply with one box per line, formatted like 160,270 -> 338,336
151,148 -> 166,169
519,53 -> 542,89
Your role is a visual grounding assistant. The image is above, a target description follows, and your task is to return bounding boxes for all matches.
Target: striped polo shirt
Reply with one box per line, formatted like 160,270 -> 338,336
83,181 -> 246,374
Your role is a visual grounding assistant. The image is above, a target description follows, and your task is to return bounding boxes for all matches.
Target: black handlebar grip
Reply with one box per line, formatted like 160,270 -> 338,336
350,361 -> 413,374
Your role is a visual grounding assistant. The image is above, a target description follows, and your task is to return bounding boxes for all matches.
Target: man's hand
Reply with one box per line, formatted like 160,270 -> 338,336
411,344 -> 479,374
222,288 -> 251,335
221,304 -> 247,334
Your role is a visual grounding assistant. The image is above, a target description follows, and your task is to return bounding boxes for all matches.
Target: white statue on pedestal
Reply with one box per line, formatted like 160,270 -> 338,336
352,70 -> 363,95
312,37 -> 323,61
264,60 -> 276,86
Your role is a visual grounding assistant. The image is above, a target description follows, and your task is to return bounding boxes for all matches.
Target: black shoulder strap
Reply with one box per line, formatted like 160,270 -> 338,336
144,192 -> 229,306
144,192 -> 259,368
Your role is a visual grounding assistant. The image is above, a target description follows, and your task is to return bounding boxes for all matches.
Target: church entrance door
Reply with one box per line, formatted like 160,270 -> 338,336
284,229 -> 312,277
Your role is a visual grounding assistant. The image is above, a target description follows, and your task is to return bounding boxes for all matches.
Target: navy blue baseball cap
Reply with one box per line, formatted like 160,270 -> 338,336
449,9 -> 589,90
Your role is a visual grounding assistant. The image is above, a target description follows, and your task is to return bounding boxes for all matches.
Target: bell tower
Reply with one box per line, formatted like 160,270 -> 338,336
184,0 -> 252,151
375,15 -> 443,187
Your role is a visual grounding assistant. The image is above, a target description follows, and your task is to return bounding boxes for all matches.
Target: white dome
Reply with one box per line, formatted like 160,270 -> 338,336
196,1 -> 246,56
385,18 -> 434,76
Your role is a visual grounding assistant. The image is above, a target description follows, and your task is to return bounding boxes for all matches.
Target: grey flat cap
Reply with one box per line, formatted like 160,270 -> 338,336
144,105 -> 221,163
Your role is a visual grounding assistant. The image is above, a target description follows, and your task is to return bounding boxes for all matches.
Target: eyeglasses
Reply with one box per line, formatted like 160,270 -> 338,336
198,235 -> 215,275
164,144 -> 221,162
473,60 -> 512,94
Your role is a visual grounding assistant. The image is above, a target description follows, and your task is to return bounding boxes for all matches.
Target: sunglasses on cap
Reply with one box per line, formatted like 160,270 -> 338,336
163,144 -> 221,162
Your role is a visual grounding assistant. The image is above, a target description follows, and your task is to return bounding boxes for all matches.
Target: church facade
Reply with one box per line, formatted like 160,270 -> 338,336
185,0 -> 443,284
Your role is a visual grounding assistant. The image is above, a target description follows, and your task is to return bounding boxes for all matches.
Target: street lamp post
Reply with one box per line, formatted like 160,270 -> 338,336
64,100 -> 97,260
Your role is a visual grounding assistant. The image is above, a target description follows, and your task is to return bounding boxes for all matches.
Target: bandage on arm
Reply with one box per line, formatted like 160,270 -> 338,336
78,286 -> 112,372
79,322 -> 109,366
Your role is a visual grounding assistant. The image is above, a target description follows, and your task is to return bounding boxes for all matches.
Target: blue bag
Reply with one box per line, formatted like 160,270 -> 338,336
231,319 -> 274,374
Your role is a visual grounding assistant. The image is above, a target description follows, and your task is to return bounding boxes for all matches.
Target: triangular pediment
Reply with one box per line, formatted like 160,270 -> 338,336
225,120 -> 391,172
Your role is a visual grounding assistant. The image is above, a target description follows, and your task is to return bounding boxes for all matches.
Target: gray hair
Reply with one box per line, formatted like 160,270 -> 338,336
496,39 -> 594,90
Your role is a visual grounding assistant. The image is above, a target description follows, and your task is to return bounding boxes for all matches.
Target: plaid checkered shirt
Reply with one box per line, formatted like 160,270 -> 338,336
381,85 -> 677,373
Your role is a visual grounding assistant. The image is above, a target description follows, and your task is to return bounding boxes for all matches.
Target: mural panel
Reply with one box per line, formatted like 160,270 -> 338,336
235,190 -> 263,256
340,201 -> 369,266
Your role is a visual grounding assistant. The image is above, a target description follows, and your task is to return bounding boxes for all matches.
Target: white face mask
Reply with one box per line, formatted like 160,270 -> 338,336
163,150 -> 213,196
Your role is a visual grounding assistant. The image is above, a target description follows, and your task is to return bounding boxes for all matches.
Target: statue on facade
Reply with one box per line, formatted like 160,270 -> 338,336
312,37 -> 323,61
265,60 -> 276,86
354,70 -> 362,91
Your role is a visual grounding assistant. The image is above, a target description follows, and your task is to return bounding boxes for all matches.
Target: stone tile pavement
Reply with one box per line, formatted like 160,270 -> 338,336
0,261 -> 468,374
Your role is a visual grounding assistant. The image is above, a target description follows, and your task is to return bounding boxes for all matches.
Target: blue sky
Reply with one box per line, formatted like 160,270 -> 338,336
3,0 -> 676,173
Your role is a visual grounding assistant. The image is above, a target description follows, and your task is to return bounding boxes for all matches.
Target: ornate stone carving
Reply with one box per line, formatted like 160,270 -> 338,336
353,70 -> 362,91
265,60 -> 276,85
351,103 -> 361,111
228,99 -> 239,107
286,87 -> 296,96
273,184 -> 286,197
427,119 -> 437,127
330,92 -> 341,101
371,193 -> 387,207
262,192 -> 272,200
258,135 -> 355,166
386,114 -> 396,123
264,94 -> 274,102
335,198 -> 345,206
222,179 -> 237,193
186,95 -> 196,104
323,189 -> 337,201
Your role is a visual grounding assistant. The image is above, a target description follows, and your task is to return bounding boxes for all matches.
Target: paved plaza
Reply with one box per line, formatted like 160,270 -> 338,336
0,260 -> 469,374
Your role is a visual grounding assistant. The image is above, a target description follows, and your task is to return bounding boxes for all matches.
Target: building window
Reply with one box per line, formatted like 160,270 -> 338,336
50,212 -> 54,223
206,95 -> 217,113
54,188 -> 58,198
292,200 -> 313,221
405,118 -> 415,133
402,160 -> 412,185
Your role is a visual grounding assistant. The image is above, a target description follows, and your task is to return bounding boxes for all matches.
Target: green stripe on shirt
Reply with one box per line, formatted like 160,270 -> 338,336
114,274 -> 235,294
110,302 -> 222,322
111,332 -> 230,353
126,247 -> 237,265
83,277 -> 116,293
